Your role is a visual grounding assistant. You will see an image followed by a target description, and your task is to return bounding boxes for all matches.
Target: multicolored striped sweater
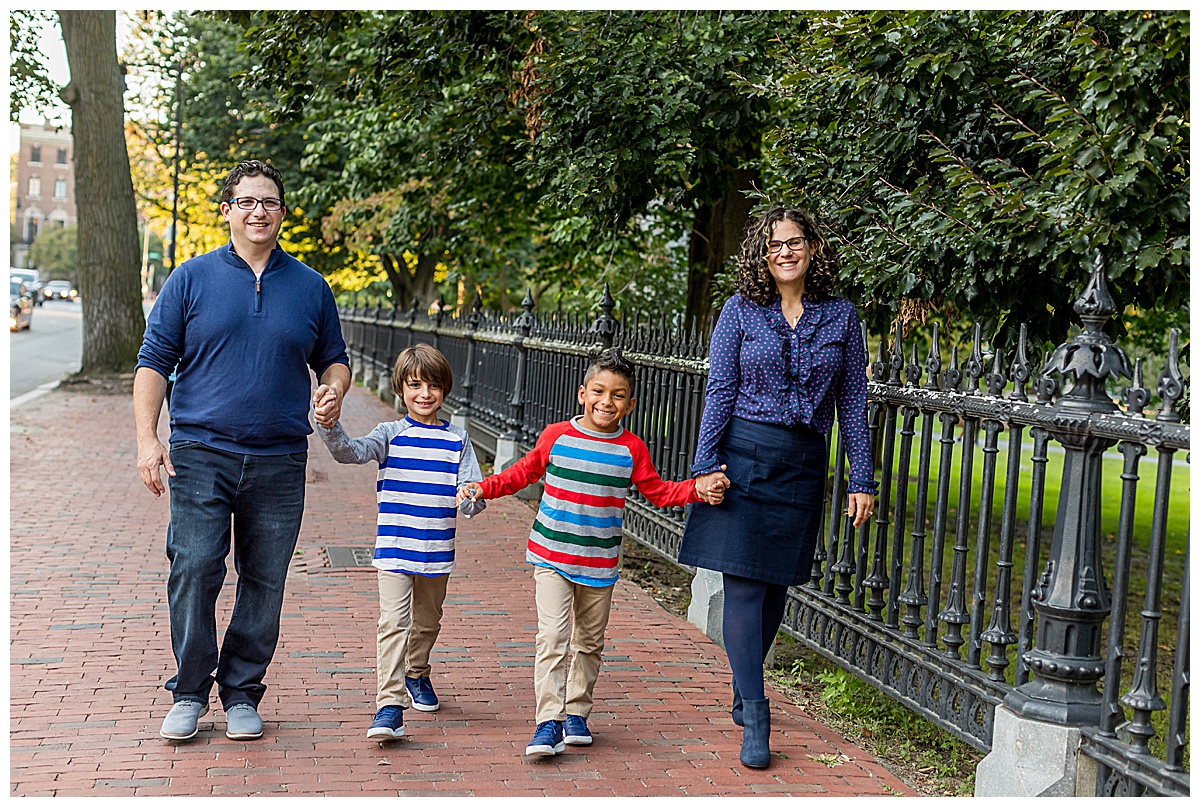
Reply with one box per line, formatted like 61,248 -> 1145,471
478,416 -> 700,587
317,417 -> 482,576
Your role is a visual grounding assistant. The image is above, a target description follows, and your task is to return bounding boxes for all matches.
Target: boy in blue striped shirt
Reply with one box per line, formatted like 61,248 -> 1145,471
316,343 -> 482,740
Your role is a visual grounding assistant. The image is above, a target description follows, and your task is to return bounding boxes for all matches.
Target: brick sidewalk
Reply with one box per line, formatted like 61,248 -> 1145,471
9,384 -> 912,796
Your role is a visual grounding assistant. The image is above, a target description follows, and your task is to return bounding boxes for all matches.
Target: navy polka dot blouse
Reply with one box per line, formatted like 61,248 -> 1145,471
692,293 -> 879,494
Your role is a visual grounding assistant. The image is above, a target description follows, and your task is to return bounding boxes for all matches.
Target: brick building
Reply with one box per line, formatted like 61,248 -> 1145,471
11,120 -> 76,269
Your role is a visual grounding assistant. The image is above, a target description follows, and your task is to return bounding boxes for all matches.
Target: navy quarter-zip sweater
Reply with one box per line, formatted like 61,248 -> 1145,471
136,243 -> 349,455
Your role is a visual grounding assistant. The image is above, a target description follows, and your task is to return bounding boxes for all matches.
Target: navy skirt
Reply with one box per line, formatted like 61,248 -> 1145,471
679,418 -> 828,586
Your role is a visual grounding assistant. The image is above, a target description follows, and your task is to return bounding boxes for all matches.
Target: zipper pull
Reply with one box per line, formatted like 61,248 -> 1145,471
256,279 -> 261,294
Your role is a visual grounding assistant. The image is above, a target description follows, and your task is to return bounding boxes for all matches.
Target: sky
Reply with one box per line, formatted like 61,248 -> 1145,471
8,12 -> 138,153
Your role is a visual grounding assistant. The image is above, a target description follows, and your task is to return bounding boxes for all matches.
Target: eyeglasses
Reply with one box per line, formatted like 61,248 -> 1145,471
767,236 -> 810,254
229,196 -> 284,212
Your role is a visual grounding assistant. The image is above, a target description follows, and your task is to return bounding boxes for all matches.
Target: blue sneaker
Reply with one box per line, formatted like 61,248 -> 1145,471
404,676 -> 440,712
367,705 -> 405,739
563,714 -> 593,746
525,720 -> 565,756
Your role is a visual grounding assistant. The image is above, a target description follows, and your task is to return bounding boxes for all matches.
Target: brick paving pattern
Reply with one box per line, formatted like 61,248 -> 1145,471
10,384 -> 912,796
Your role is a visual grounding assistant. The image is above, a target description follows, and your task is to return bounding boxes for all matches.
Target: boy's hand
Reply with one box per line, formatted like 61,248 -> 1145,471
312,385 -> 340,428
695,465 -> 730,505
457,482 -> 483,505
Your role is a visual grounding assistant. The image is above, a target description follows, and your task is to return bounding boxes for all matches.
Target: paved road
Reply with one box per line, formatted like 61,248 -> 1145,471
8,300 -> 85,398
9,383 -> 912,797
8,299 -> 157,399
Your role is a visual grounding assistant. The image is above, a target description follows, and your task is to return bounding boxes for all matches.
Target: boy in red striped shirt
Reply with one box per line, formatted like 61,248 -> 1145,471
458,348 -> 728,756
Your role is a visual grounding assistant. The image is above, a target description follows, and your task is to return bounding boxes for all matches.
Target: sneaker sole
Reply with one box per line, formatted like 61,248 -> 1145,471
367,726 -> 405,739
160,706 -> 209,741
525,741 -> 565,756
563,735 -> 593,746
225,729 -> 264,740
409,701 -> 440,713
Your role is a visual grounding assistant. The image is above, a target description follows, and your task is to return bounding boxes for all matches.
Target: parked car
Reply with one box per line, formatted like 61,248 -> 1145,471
10,279 -> 33,331
9,268 -> 44,306
43,280 -> 78,301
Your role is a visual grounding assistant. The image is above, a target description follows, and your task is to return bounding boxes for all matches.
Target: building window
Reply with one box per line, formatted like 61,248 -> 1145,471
28,176 -> 41,197
30,145 -> 41,163
26,218 -> 39,242
54,179 -> 67,199
56,147 -> 68,165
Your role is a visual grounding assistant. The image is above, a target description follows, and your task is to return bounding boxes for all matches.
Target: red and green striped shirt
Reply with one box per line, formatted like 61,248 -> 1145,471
478,417 -> 700,587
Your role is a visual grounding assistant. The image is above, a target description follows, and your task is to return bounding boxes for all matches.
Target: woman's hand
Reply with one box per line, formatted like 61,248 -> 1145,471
847,492 -> 876,528
695,465 -> 730,505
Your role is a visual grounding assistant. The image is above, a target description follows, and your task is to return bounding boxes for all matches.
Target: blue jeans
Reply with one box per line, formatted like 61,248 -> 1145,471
164,441 -> 307,709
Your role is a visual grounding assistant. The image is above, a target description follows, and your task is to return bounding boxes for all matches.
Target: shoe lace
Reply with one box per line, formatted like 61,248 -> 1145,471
378,705 -> 402,720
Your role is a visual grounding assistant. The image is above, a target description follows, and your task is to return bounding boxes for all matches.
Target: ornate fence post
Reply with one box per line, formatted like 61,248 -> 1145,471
494,289 -> 535,472
976,253 -> 1133,797
451,291 -> 482,433
588,283 -> 617,349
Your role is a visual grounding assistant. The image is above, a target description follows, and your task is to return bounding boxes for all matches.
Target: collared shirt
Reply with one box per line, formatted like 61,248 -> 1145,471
692,293 -> 878,494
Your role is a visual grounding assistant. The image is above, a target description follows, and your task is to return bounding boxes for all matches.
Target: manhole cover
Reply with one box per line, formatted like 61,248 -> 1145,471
325,546 -> 376,569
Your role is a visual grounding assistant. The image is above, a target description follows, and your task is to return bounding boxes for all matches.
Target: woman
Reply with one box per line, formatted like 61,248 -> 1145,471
679,206 -> 877,769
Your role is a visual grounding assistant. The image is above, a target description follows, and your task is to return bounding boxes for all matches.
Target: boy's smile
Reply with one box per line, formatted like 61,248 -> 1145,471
403,376 -> 444,425
577,370 -> 636,433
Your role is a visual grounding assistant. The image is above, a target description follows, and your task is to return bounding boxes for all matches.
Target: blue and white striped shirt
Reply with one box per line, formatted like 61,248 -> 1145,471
318,417 -> 482,576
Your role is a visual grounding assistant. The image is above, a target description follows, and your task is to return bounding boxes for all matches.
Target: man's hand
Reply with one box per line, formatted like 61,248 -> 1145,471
137,437 -> 175,497
312,384 -> 341,428
847,492 -> 876,528
695,465 -> 730,505
457,482 -> 483,505
314,363 -> 351,429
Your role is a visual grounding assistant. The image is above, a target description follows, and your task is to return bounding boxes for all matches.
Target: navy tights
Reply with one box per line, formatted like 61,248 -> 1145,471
721,573 -> 790,702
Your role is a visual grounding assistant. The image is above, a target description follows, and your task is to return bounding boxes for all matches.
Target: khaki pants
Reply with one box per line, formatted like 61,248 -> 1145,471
376,570 -> 449,709
532,566 -> 615,723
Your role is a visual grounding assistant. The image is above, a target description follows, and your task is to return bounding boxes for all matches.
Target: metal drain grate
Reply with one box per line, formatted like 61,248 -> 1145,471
325,546 -> 376,569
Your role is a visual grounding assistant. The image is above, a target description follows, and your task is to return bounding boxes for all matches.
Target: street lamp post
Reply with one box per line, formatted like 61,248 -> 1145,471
167,57 -> 182,274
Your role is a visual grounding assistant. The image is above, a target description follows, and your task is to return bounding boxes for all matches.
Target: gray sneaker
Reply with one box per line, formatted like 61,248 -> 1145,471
224,703 -> 264,740
160,701 -> 209,740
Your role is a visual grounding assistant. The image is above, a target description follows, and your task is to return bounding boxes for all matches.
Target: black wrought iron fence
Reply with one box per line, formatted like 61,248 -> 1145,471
337,260 -> 1188,797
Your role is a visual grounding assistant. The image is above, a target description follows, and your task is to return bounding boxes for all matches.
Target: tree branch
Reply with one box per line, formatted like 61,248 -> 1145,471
1015,69 -> 1114,176
875,176 -> 978,235
992,101 -> 1104,187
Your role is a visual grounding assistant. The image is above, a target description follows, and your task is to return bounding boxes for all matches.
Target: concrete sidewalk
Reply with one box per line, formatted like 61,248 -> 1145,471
9,384 -> 912,796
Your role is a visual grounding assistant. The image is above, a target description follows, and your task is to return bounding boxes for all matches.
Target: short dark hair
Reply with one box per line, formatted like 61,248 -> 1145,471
221,159 -> 285,207
583,347 -> 635,388
391,343 -> 453,398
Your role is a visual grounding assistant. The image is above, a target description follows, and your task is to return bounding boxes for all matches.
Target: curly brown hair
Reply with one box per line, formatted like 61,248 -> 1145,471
735,206 -> 837,307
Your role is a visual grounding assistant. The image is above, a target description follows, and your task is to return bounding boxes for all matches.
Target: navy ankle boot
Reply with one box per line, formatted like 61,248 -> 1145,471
739,698 -> 771,768
731,677 -> 744,726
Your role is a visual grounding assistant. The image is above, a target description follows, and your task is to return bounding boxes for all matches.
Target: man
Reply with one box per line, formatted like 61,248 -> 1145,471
134,159 -> 351,742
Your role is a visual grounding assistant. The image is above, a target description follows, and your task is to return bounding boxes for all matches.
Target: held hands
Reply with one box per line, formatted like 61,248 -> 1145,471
137,437 -> 175,497
457,482 -> 483,506
312,384 -> 342,428
694,465 -> 730,505
846,492 -> 876,528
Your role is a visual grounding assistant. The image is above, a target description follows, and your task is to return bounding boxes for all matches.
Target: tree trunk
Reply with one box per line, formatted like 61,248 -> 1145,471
684,165 -> 758,334
412,252 -> 438,309
380,253 -> 407,309
381,250 -> 438,311
59,11 -> 146,375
